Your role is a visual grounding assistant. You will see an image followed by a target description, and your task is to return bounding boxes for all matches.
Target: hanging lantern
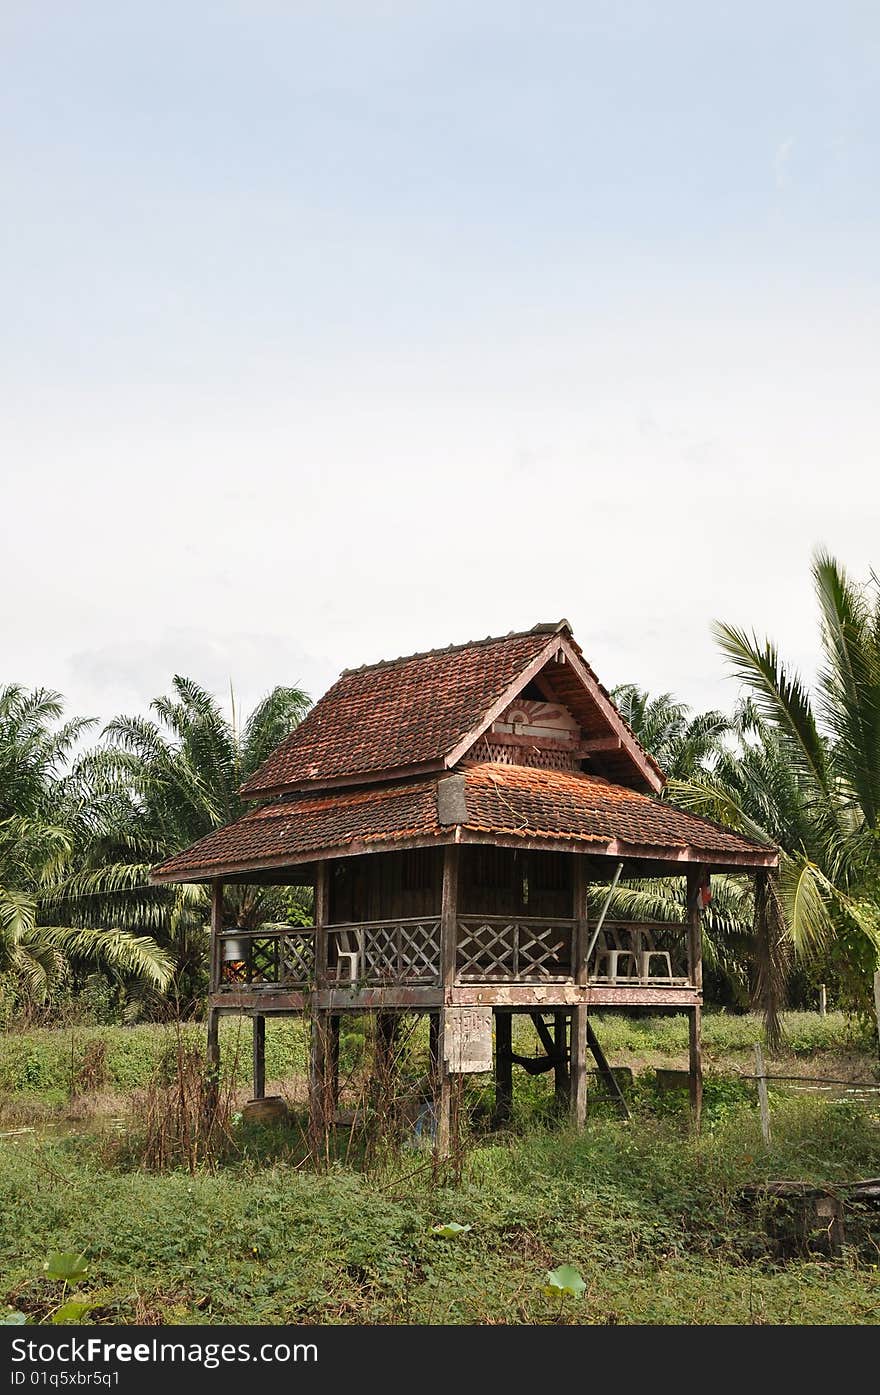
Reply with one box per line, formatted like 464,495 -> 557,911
221,931 -> 248,984
699,871 -> 712,908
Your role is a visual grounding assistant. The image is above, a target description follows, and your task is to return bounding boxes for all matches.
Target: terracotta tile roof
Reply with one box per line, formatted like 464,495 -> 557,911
240,623 -> 570,796
461,763 -> 773,857
151,780 -> 441,879
152,762 -> 775,881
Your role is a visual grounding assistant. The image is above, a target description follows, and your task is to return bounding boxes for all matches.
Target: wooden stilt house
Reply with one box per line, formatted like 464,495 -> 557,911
151,621 -> 778,1150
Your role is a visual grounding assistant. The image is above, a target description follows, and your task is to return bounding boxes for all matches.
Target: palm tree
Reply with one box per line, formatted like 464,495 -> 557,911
45,677 -> 311,1005
0,686 -> 171,1002
611,685 -> 730,779
674,552 -> 880,1021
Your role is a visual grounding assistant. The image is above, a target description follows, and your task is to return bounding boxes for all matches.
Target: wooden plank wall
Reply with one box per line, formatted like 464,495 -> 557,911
326,846 -> 574,924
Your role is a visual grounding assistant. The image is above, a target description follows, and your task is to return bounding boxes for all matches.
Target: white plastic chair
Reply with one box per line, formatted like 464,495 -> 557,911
333,928 -> 361,982
592,926 -> 638,984
634,926 -> 674,984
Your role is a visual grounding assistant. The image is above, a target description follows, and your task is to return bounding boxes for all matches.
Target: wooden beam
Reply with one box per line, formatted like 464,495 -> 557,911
252,1014 -> 265,1100
214,982 -> 702,1013
528,1010 -> 558,1059
686,868 -> 704,1132
485,730 -> 579,754
586,1020 -> 630,1119
577,736 -> 623,754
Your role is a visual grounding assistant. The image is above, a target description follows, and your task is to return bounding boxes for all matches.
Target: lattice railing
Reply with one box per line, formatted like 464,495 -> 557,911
587,921 -> 690,985
218,927 -> 315,991
455,916 -> 574,982
330,918 -> 441,985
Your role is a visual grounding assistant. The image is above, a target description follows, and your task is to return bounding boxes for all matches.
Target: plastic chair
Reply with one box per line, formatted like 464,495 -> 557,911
634,926 -> 674,984
592,926 -> 638,983
333,928 -> 361,982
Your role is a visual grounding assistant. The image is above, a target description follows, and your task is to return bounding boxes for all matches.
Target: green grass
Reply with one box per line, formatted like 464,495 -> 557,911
2,1095 -> 879,1324
0,1012 -> 872,1106
0,1019 -> 309,1102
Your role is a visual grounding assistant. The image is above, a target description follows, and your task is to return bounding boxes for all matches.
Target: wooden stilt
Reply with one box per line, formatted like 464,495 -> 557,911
686,868 -> 704,1132
375,1011 -> 398,1073
329,1014 -> 340,1119
553,1010 -> 569,1109
569,854 -> 589,1128
434,1016 -> 452,1160
688,1005 -> 703,1131
206,882 -> 223,1110
569,1005 -> 588,1127
494,1010 -> 513,1124
308,1011 -> 330,1160
206,1006 -> 221,1119
252,1014 -> 266,1100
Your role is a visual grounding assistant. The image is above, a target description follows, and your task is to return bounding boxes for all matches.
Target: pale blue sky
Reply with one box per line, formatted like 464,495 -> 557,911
2,2 -> 878,728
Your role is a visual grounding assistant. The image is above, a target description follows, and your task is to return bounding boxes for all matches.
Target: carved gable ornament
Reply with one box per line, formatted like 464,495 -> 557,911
493,698 -> 581,746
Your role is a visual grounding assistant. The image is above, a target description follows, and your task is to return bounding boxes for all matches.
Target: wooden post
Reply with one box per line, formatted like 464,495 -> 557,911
819,983 -> 827,1017
308,1011 -> 330,1161
754,1042 -> 771,1145
686,867 -> 704,1133
569,1006 -> 588,1127
313,861 -> 329,988
553,1010 -> 569,1109
210,878 -> 224,992
494,1010 -> 513,1124
252,1014 -> 266,1100
435,843 -> 459,1158
570,854 -> 588,1127
206,1006 -> 220,1096
371,1010 -> 399,1117
328,1014 -> 340,1122
206,880 -> 223,1110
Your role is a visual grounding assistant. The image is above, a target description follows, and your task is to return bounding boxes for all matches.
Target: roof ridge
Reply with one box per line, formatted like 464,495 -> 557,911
338,620 -> 572,677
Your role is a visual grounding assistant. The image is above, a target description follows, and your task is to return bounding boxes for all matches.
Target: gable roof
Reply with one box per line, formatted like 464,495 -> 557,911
240,621 -> 664,798
151,761 -> 776,884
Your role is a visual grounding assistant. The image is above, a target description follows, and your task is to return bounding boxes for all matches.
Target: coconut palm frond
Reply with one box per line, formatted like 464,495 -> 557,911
812,550 -> 880,830
713,621 -> 832,799
33,925 -> 173,989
